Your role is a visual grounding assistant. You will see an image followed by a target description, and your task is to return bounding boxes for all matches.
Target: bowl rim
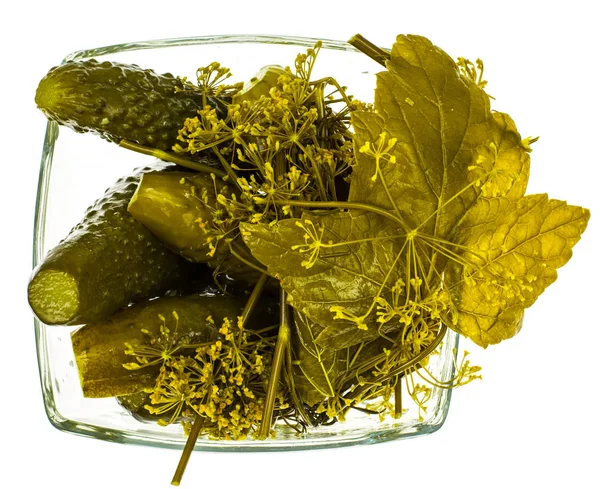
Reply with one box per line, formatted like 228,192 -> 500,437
62,34 -> 371,63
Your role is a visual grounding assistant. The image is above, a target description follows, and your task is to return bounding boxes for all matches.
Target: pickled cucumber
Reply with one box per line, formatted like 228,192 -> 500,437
128,170 -> 266,283
28,162 -> 195,326
71,294 -> 238,398
232,65 -> 287,104
35,59 -> 210,151
127,170 -> 221,263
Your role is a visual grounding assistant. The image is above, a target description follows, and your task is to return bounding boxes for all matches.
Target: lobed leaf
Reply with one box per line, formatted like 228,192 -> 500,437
446,194 -> 590,347
350,35 -> 495,239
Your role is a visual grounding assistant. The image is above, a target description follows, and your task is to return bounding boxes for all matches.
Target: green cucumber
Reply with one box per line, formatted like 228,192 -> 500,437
35,59 -> 211,151
128,170 -> 266,283
28,162 -> 195,325
71,293 -> 238,398
127,170 -> 221,263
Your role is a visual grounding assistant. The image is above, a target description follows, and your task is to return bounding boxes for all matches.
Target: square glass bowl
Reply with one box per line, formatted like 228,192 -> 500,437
33,34 -> 459,451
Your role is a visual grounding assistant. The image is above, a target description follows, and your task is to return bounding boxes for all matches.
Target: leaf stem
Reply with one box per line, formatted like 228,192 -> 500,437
283,327 -> 312,427
258,289 -> 291,439
348,34 -> 391,67
119,139 -> 227,178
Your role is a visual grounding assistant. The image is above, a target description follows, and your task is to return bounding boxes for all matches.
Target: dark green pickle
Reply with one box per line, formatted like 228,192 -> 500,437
127,171 -> 219,263
71,294 -> 238,398
28,162 -> 196,326
72,291 -> 280,398
128,170 -> 267,284
35,59 -> 211,151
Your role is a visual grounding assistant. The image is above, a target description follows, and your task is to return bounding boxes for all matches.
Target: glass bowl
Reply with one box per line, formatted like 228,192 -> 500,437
32,34 -> 460,451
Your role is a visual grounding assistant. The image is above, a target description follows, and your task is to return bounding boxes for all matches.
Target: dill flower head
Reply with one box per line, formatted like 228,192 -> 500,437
140,316 -> 276,440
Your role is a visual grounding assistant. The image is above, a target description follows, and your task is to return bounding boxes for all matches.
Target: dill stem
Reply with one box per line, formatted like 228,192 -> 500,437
241,273 -> 269,326
346,324 -> 448,410
348,34 -> 391,67
272,199 -> 409,231
119,139 -> 227,178
258,289 -> 291,439
170,275 -> 267,485
171,416 -> 205,486
310,76 -> 355,107
210,147 -> 241,188
275,150 -> 287,180
394,375 -> 403,419
295,140 -> 328,201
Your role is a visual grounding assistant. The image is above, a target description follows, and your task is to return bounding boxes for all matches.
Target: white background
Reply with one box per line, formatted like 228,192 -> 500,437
2,1 -> 599,488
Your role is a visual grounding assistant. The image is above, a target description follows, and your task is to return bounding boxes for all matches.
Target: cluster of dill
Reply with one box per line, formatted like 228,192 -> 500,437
124,312 -> 279,440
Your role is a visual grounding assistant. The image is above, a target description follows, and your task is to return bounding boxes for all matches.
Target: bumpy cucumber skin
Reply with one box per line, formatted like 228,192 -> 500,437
71,294 -> 239,398
35,59 -> 206,151
28,162 -> 194,326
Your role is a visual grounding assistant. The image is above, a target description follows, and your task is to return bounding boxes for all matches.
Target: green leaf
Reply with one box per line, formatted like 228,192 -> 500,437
241,210 -> 404,349
471,112 -> 531,202
343,35 -> 547,347
446,194 -> 590,347
291,310 -> 402,406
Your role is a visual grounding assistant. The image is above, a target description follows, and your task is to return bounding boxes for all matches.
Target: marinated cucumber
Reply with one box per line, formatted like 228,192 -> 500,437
28,162 -> 195,326
127,170 -> 222,263
71,294 -> 240,398
35,59 -> 211,151
128,170 -> 266,283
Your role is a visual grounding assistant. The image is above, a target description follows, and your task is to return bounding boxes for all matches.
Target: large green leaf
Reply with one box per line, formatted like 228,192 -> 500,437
350,36 -> 531,235
350,35 -> 495,238
291,309 -> 402,406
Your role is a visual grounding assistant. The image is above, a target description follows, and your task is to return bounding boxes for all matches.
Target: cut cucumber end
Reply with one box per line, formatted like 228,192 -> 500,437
28,269 -> 79,325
